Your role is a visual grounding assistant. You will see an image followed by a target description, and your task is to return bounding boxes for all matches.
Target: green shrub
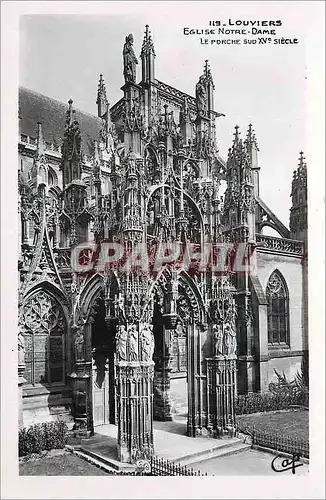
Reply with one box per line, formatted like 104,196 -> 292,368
235,391 -> 308,415
235,367 -> 309,415
19,420 -> 68,457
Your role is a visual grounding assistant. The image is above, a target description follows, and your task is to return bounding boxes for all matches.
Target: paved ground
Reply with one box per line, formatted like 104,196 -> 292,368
190,448 -> 309,476
87,421 -> 241,464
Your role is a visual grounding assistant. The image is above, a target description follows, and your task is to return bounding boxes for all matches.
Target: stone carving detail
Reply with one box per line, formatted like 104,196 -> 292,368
140,324 -> 154,362
196,76 -> 208,116
213,324 -> 223,356
116,325 -> 128,361
74,326 -> 85,361
128,324 -> 139,361
123,34 -> 138,83
256,234 -> 303,255
266,271 -> 285,297
223,322 -> 237,356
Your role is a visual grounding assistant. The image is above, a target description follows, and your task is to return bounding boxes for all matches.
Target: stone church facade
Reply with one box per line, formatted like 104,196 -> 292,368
18,27 -> 308,462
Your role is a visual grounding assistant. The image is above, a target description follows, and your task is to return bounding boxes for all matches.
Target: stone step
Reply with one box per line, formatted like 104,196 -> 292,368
70,445 -> 136,473
65,446 -> 119,474
173,440 -> 251,467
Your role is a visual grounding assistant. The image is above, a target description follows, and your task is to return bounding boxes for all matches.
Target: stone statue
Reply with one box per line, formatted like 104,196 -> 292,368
223,322 -> 237,356
213,324 -> 224,356
196,75 -> 207,116
116,325 -> 128,361
123,34 -> 138,83
140,324 -> 154,361
128,324 -> 138,361
75,327 -> 85,361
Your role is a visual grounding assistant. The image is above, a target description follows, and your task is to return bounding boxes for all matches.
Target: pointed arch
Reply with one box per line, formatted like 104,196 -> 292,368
80,274 -> 105,321
20,283 -> 69,387
266,269 -> 290,346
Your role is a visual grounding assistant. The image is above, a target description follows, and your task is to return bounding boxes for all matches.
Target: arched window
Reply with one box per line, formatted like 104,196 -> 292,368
21,291 -> 66,386
266,271 -> 289,346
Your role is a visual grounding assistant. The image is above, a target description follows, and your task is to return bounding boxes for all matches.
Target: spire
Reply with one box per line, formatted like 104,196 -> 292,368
233,125 -> 241,147
203,59 -> 215,89
141,24 -> 155,56
245,124 -> 260,194
96,74 -> 109,119
140,25 -> 155,83
245,123 -> 259,151
297,151 -> 307,177
291,151 -> 307,199
32,122 -> 47,188
290,151 -> 307,238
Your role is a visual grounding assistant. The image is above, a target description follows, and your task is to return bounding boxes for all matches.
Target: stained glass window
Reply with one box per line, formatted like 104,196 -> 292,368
266,271 -> 289,346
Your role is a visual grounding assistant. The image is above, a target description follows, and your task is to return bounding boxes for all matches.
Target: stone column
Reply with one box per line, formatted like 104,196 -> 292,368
153,327 -> 173,421
116,323 -> 154,464
206,355 -> 237,438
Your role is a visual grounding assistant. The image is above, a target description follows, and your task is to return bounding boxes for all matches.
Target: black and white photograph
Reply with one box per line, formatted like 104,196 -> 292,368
1,1 -> 325,498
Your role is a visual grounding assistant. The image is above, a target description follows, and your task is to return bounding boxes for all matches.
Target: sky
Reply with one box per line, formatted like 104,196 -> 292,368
19,3 -> 312,227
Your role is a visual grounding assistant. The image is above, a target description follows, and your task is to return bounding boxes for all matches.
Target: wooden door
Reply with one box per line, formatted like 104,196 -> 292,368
92,350 -> 110,427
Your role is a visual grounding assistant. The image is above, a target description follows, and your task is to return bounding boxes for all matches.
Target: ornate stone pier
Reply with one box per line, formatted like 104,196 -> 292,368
116,323 -> 155,463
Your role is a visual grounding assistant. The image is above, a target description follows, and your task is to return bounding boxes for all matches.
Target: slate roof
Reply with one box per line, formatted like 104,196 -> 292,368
19,87 -> 103,156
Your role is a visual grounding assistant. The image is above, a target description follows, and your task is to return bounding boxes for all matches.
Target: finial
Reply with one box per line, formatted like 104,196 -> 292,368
141,24 -> 155,56
246,123 -> 259,150
96,73 -> 108,110
297,151 -> 307,174
65,99 -> 75,128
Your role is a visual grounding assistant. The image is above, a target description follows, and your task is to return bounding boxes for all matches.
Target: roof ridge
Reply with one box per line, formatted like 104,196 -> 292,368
19,86 -> 101,120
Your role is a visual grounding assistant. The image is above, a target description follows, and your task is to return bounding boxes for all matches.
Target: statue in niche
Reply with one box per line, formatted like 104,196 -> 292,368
123,34 -> 138,83
116,325 -> 128,361
213,324 -> 224,356
195,75 -> 208,116
223,322 -> 237,356
128,324 -> 138,361
140,324 -> 154,361
75,327 -> 85,361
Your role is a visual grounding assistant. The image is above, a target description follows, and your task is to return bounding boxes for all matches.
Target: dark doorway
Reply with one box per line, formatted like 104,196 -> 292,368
152,294 -> 189,435
91,296 -> 116,427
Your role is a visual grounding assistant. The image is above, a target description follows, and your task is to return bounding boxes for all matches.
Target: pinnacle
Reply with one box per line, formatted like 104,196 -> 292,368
245,123 -> 259,150
141,24 -> 155,55
66,99 -> 75,127
298,151 -> 305,164
233,125 -> 240,144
